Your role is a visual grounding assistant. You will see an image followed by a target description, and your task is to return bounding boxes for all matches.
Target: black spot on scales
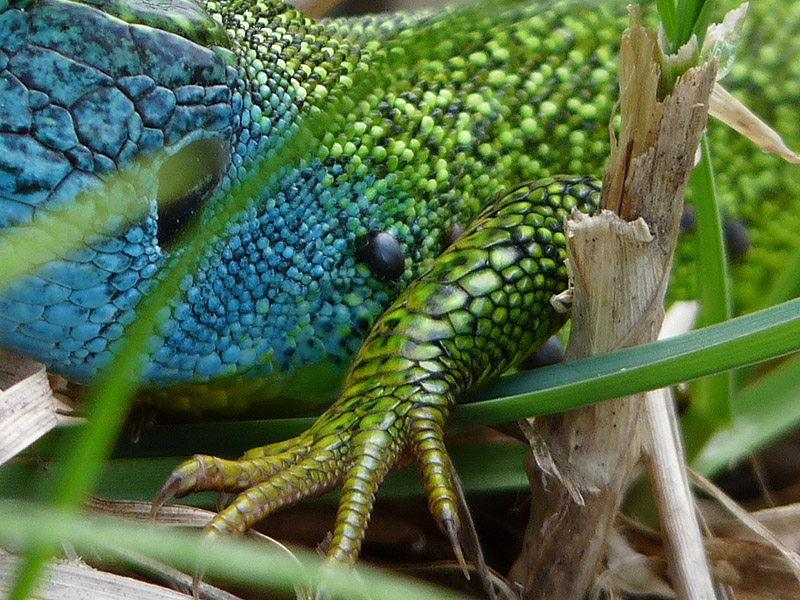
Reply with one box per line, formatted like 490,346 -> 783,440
443,222 -> 464,249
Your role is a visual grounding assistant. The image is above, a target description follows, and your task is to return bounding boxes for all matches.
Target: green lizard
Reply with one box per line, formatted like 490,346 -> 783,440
0,0 -> 798,569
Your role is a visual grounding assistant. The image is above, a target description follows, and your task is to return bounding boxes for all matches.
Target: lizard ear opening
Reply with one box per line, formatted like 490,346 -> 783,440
156,138 -> 228,248
361,230 -> 405,282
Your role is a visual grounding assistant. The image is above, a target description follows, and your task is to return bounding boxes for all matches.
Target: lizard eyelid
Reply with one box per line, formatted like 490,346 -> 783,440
155,138 -> 229,248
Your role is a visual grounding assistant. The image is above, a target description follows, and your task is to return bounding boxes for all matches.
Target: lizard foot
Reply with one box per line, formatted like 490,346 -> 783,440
155,387 -> 464,567
155,176 -> 601,567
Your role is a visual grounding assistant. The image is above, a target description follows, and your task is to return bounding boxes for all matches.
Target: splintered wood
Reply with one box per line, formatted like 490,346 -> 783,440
0,350 -> 57,466
511,7 -> 718,600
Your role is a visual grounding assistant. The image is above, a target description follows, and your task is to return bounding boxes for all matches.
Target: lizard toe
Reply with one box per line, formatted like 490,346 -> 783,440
407,406 -> 468,575
203,453 -> 347,536
324,427 -> 403,566
153,436 -> 312,514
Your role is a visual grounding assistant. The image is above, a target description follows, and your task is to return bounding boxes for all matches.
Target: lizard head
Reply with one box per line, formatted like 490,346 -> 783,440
0,0 -> 402,412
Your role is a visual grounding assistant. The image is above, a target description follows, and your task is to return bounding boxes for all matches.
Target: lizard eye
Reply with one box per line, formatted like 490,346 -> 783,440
156,138 -> 228,247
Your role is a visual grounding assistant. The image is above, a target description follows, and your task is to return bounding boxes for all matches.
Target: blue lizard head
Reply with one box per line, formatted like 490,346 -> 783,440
0,0 -> 409,414
0,0 -> 236,225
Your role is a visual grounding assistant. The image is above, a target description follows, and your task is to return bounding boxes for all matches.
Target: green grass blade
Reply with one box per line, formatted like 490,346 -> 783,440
692,132 -> 731,330
0,501 -> 471,600
459,297 -> 800,427
694,352 -> 800,476
760,240 -> 800,309
657,0 -> 678,41
690,0 -> 716,47
681,134 -> 733,454
2,441 -> 530,501
674,0 -> 714,50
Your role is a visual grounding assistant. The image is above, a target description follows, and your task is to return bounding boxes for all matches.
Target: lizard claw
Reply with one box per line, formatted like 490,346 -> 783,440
443,517 -> 469,580
152,455 -> 205,515
153,453 -> 259,516
153,431 -> 322,513
407,408 -> 469,577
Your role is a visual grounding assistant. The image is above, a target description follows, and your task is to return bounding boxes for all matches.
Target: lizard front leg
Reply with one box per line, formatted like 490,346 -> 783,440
154,176 -> 601,566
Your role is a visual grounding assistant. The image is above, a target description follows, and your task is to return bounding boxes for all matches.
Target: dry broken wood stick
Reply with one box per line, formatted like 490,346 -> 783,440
509,7 -> 719,599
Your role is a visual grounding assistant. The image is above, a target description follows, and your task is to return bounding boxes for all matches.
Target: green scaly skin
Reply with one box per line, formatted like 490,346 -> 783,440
156,177 -> 601,565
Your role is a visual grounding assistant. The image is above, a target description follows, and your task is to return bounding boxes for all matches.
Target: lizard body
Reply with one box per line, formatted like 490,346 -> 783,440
1,0 -> 620,417
1,0 -> 799,568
